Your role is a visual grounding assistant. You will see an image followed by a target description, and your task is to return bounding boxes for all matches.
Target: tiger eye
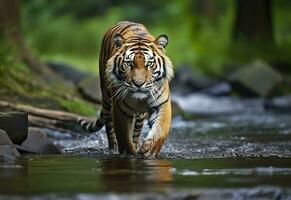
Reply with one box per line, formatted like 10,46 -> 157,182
125,61 -> 133,67
147,61 -> 154,67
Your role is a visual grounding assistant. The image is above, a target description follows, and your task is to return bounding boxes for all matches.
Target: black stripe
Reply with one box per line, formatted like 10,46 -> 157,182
134,124 -> 143,129
102,102 -> 111,111
157,57 -> 162,68
135,119 -> 144,124
128,47 -> 139,51
108,135 -> 116,140
150,86 -> 165,104
152,95 -> 169,109
153,70 -> 161,77
154,76 -> 163,83
118,104 -> 134,119
103,25 -> 120,61
120,23 -> 137,34
161,56 -> 167,78
123,100 -> 135,112
113,56 -> 124,81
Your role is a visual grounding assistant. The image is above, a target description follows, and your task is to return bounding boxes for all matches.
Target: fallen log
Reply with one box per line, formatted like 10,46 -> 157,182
28,115 -> 71,133
0,100 -> 95,132
0,100 -> 81,121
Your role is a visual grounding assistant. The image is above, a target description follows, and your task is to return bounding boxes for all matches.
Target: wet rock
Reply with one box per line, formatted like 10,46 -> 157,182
0,129 -> 13,145
78,76 -> 102,103
47,62 -> 88,84
171,66 -> 215,95
202,82 -> 232,96
228,60 -> 283,97
171,101 -> 186,117
0,112 -> 28,144
0,130 -> 20,161
176,187 -> 286,200
0,145 -> 20,161
172,93 -> 263,115
265,95 -> 291,113
17,127 -> 60,154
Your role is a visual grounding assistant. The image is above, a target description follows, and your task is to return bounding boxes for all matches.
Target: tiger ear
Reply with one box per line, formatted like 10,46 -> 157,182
113,34 -> 124,47
155,34 -> 168,49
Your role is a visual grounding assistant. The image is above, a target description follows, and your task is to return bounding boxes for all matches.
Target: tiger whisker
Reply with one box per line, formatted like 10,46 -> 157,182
150,90 -> 157,106
109,86 -> 124,102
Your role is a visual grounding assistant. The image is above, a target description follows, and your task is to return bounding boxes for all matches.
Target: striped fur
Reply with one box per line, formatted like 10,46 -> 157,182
78,21 -> 173,158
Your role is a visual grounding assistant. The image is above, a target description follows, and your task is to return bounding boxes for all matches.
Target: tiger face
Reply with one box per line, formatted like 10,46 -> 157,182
106,34 -> 173,100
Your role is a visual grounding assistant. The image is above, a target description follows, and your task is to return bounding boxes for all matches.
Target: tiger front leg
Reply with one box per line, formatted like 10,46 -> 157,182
112,104 -> 136,156
139,100 -> 172,159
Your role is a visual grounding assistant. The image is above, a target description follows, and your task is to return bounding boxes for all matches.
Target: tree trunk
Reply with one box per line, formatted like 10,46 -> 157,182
0,0 -> 55,77
233,0 -> 273,43
194,0 -> 220,24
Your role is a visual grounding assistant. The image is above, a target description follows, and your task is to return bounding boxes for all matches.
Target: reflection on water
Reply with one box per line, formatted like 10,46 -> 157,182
0,156 -> 173,194
100,159 -> 172,193
1,156 -> 291,196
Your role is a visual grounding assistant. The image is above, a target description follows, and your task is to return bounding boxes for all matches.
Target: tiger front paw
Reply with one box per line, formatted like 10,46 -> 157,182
138,137 -> 164,159
109,142 -> 119,153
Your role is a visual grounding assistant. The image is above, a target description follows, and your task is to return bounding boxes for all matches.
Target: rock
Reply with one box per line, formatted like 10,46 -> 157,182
0,129 -> 13,145
171,101 -> 185,117
229,60 -> 283,97
78,76 -> 102,103
0,129 -> 20,161
172,93 -> 263,115
17,127 -> 60,154
0,145 -> 20,161
47,62 -> 89,84
0,112 -> 28,144
202,82 -> 232,96
171,66 -> 215,95
264,95 -> 291,113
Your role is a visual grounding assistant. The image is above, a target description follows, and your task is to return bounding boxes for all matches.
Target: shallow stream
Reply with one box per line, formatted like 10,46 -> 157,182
1,95 -> 291,199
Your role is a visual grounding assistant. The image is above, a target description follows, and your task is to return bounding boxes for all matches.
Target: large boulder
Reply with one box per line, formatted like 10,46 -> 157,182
17,127 -> 60,154
78,76 -> 102,104
0,129 -> 20,161
0,145 -> 20,161
46,62 -> 88,84
229,60 -> 283,97
0,112 -> 28,144
0,129 -> 13,145
171,66 -> 215,95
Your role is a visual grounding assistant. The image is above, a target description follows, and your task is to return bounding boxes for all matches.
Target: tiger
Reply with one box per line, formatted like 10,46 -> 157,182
78,21 -> 174,158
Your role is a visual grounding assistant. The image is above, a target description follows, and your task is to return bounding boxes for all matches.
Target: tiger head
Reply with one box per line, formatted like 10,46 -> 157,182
106,34 -> 173,100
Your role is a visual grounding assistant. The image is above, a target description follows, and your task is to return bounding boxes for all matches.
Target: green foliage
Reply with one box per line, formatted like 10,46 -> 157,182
21,0 -> 291,76
0,37 -> 97,116
60,99 -> 97,116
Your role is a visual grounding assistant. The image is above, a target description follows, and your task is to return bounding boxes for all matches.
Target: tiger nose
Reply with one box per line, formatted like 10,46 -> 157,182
132,79 -> 145,88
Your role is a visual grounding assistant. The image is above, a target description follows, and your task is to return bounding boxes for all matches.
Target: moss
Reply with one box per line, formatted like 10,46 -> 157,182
0,48 -> 98,116
60,99 -> 97,116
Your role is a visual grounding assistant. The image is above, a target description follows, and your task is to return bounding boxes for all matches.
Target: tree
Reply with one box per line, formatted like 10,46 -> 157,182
233,0 -> 273,43
0,0 -> 54,76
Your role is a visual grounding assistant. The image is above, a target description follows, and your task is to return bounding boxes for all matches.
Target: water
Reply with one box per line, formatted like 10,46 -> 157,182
1,94 -> 291,199
1,156 -> 291,198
